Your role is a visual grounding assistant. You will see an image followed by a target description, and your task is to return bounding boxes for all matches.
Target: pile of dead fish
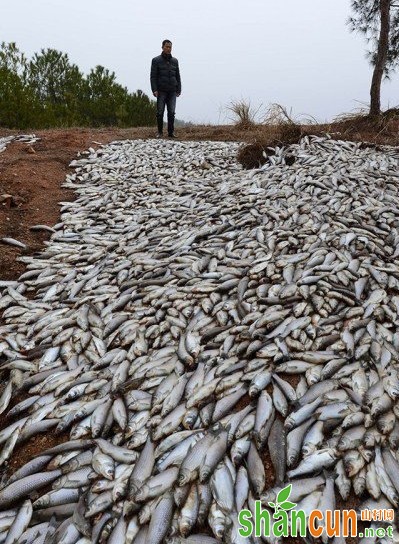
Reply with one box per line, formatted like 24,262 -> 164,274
0,135 -> 398,543
0,134 -> 40,153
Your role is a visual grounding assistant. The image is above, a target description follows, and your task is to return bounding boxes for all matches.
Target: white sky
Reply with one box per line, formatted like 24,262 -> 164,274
1,0 -> 398,124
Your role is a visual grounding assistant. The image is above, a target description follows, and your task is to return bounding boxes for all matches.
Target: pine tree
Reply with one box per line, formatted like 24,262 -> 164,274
0,42 -> 39,128
349,0 -> 399,116
0,42 -> 157,128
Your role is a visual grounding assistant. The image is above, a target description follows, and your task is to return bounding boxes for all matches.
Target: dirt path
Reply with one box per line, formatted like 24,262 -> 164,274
0,129 -> 149,280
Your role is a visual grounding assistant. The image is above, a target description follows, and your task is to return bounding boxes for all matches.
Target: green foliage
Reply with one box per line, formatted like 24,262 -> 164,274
349,1 -> 399,76
0,43 -> 39,128
0,42 -> 156,128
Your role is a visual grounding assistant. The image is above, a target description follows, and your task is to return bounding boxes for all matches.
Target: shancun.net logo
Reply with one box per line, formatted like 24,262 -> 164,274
267,484 -> 297,515
238,484 -> 395,539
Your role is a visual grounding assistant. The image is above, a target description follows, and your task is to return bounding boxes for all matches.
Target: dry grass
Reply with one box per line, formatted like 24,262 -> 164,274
236,104 -> 308,169
1,106 -> 398,172
226,98 -> 263,129
331,108 -> 399,141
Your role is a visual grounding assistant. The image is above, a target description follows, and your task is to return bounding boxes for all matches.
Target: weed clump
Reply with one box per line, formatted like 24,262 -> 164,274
237,104 -> 305,169
227,99 -> 262,129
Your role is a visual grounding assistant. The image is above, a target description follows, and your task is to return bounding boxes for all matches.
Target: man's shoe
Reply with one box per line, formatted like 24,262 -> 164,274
156,133 -> 163,139
168,133 -> 177,139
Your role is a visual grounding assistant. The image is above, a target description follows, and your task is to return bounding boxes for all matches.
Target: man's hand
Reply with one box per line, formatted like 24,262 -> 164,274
153,91 -> 158,97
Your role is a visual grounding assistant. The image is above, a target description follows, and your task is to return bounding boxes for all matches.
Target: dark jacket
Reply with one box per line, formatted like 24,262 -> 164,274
150,53 -> 181,94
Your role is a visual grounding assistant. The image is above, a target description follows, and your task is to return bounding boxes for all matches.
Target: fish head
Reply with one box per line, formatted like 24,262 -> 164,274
134,485 -> 148,503
287,450 -> 299,467
199,465 -> 212,483
177,470 -> 190,487
302,444 -> 316,457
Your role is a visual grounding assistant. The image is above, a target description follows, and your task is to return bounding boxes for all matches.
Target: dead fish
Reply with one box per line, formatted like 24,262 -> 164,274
1,238 -> 27,250
2,136 -> 399,539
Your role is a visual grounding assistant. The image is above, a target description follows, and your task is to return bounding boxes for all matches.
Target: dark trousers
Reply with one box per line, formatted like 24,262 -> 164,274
156,91 -> 177,135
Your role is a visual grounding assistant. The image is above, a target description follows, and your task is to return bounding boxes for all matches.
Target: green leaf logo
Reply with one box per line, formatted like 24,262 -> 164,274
277,485 -> 292,504
268,484 -> 297,514
279,501 -> 296,510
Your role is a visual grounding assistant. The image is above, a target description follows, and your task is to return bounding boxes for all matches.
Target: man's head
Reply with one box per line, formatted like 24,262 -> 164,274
162,40 -> 172,54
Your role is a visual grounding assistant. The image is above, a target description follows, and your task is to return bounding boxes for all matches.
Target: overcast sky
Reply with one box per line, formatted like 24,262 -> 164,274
2,0 -> 398,124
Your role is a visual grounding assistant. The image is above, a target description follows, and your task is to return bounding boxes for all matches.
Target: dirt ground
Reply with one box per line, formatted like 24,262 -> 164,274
0,128 -> 148,280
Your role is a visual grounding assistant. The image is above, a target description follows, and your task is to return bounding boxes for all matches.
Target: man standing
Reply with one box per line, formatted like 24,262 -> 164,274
150,40 -> 181,138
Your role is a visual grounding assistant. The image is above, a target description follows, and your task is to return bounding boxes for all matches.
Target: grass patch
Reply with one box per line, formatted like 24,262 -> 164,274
237,104 -> 310,169
226,98 -> 263,129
